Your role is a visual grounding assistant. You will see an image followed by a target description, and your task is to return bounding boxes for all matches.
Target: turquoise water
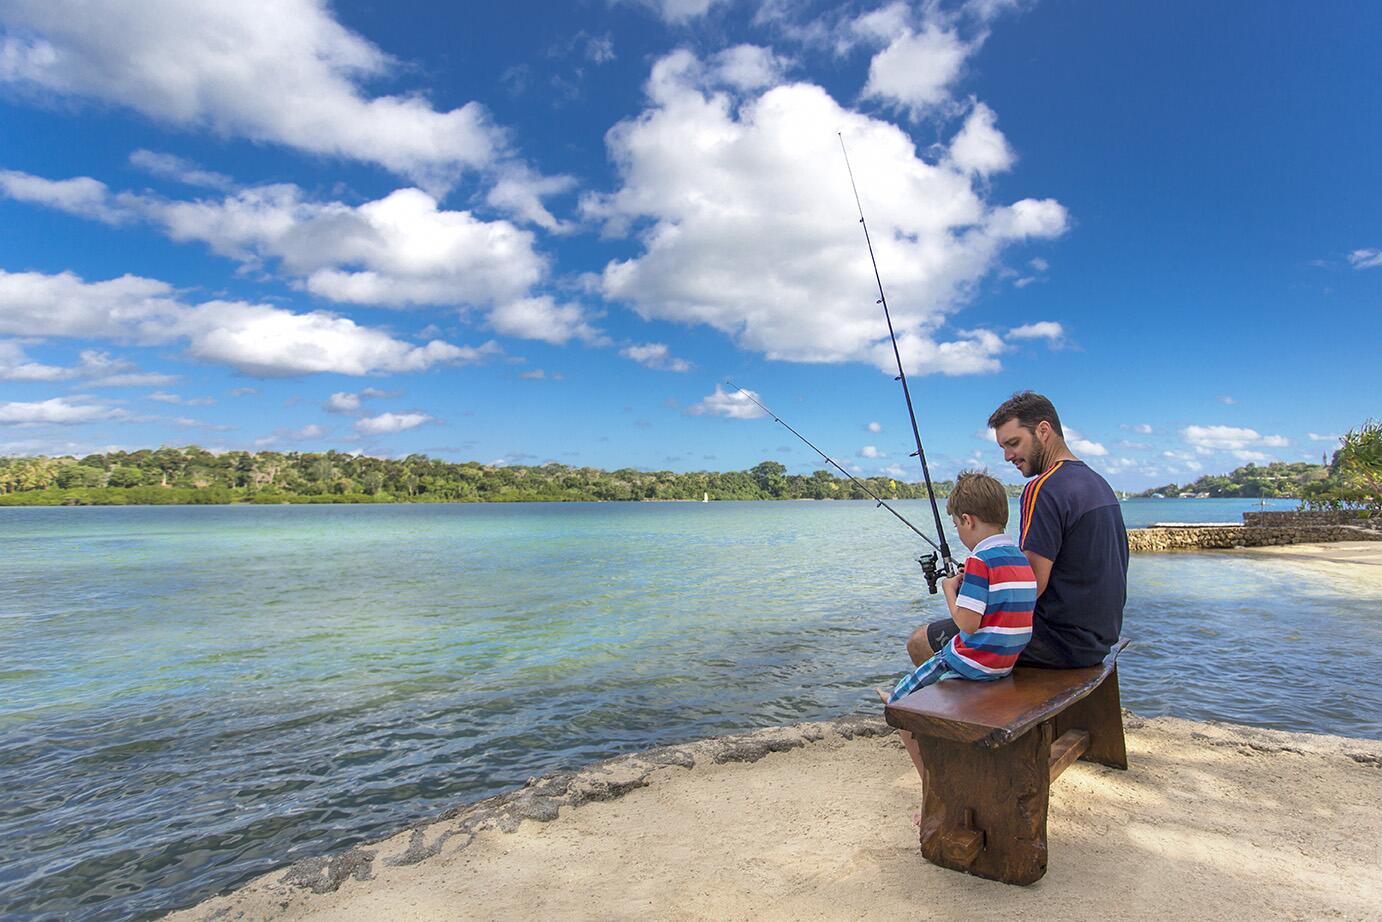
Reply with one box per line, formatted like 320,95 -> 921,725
2,498 -> 1378,921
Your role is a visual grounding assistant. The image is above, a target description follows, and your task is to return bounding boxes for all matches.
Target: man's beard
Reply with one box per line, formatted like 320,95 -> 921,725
1025,440 -> 1048,477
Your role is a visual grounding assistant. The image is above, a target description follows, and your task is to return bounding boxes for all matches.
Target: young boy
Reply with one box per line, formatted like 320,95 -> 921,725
887,471 -> 1037,704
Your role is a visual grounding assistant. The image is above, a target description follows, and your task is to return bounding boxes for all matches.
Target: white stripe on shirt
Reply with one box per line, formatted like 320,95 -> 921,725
955,595 -> 986,613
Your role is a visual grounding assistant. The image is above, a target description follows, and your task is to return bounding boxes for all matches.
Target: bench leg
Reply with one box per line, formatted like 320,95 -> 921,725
913,722 -> 1053,886
1054,666 -> 1128,770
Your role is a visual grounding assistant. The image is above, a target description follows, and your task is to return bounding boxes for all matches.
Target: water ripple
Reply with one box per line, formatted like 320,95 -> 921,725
0,499 -> 1375,921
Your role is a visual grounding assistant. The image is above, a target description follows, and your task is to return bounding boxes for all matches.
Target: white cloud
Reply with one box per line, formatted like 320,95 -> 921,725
619,342 -> 693,372
867,421 -> 882,433
0,268 -> 492,377
484,165 -> 577,233
0,169 -> 128,223
862,23 -> 971,116
354,412 -> 433,436
150,184 -> 547,310
128,150 -> 233,190
183,301 -> 489,377
585,53 -> 1067,376
1348,249 -> 1382,270
1217,395 -> 1236,405
1180,425 -> 1290,452
0,395 -> 124,425
0,174 -> 571,332
1065,427 -> 1108,457
688,384 -> 767,419
1008,321 -> 1064,343
1130,423 -> 1153,434
1029,257 -> 1049,272
1231,450 -> 1270,463
0,341 -> 71,381
147,391 -> 214,406
709,45 -> 787,92
254,423 -> 329,447
1308,432 -> 1342,443
488,297 -> 605,345
324,392 -> 361,414
622,0 -> 729,24
0,0 -> 501,190
948,102 -> 1013,176
88,371 -> 181,387
859,445 -> 884,458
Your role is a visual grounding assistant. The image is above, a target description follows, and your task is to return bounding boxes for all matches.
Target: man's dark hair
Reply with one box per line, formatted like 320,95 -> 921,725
988,391 -> 1064,438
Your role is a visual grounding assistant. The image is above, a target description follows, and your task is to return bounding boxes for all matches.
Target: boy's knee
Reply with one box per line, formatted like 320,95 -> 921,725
906,626 -> 933,666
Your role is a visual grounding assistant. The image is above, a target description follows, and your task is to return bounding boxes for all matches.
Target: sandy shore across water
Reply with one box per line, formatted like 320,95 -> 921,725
168,711 -> 1382,922
1225,539 -> 1382,583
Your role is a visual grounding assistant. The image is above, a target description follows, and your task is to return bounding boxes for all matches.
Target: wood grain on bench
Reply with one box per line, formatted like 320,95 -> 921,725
885,638 -> 1129,749
882,638 -> 1130,885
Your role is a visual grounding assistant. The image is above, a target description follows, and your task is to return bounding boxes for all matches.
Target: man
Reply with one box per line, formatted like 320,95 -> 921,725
906,391 -> 1127,669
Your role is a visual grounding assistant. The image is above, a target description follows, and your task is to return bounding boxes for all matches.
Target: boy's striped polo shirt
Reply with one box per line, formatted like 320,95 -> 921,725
942,533 -> 1037,679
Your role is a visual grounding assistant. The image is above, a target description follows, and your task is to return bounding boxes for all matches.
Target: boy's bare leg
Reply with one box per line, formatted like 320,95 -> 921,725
877,687 -> 927,822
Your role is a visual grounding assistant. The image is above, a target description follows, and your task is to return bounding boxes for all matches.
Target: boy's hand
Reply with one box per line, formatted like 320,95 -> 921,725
941,570 -> 963,596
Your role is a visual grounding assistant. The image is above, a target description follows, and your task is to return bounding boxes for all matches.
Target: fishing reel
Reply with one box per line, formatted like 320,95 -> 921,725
918,553 -> 958,595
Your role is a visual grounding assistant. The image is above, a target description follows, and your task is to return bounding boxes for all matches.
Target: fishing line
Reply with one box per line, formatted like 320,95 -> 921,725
726,381 -> 945,560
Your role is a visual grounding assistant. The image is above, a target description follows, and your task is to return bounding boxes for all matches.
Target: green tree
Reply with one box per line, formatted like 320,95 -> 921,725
107,465 -> 145,488
751,460 -> 787,498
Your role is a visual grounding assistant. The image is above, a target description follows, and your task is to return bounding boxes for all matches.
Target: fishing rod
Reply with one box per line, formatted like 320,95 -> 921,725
725,381 -> 950,593
837,134 -> 958,587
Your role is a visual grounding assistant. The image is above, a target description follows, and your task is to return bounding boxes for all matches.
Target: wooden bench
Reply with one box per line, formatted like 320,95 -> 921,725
883,638 -> 1129,886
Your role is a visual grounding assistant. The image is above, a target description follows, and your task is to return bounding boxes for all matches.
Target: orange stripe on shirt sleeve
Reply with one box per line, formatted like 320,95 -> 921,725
1021,460 -> 1064,547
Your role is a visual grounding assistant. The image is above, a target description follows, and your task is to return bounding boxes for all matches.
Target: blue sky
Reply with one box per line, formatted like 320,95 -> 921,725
0,0 -> 1377,489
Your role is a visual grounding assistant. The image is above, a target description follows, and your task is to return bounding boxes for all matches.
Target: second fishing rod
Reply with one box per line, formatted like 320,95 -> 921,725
837,134 -> 959,587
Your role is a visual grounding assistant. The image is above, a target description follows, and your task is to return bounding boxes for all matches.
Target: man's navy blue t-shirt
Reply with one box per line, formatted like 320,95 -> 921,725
1017,460 -> 1128,668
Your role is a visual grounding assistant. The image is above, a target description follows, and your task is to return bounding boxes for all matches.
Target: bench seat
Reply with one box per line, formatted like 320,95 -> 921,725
883,639 -> 1129,885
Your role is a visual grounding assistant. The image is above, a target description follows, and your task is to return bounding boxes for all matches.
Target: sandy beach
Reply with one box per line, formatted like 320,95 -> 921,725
1227,540 -> 1382,583
168,711 -> 1382,921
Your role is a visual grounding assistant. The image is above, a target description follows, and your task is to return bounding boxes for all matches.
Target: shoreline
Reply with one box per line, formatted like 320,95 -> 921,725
166,712 -> 1382,921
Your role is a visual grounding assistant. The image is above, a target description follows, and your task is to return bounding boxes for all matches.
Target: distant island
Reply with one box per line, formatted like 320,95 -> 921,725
0,448 -> 1017,506
1134,461 -> 1330,499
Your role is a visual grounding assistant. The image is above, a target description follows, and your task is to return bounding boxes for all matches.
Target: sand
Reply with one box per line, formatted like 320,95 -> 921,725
1227,539 -> 1382,587
168,712 -> 1382,922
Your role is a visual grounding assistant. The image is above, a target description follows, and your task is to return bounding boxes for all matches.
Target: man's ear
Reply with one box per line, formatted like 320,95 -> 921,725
1034,420 -> 1053,442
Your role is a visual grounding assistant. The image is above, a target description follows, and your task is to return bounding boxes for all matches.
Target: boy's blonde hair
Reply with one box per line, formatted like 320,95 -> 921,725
945,470 -> 1009,528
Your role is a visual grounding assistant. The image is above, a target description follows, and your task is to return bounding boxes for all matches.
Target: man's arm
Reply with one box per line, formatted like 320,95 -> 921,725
1024,550 -> 1053,598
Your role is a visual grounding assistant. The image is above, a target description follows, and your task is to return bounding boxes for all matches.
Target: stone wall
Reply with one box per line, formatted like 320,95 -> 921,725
1242,510 -> 1379,530
1128,524 -> 1382,552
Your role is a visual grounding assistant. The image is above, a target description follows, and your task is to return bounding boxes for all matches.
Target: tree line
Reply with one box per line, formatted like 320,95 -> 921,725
0,449 -> 1023,506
